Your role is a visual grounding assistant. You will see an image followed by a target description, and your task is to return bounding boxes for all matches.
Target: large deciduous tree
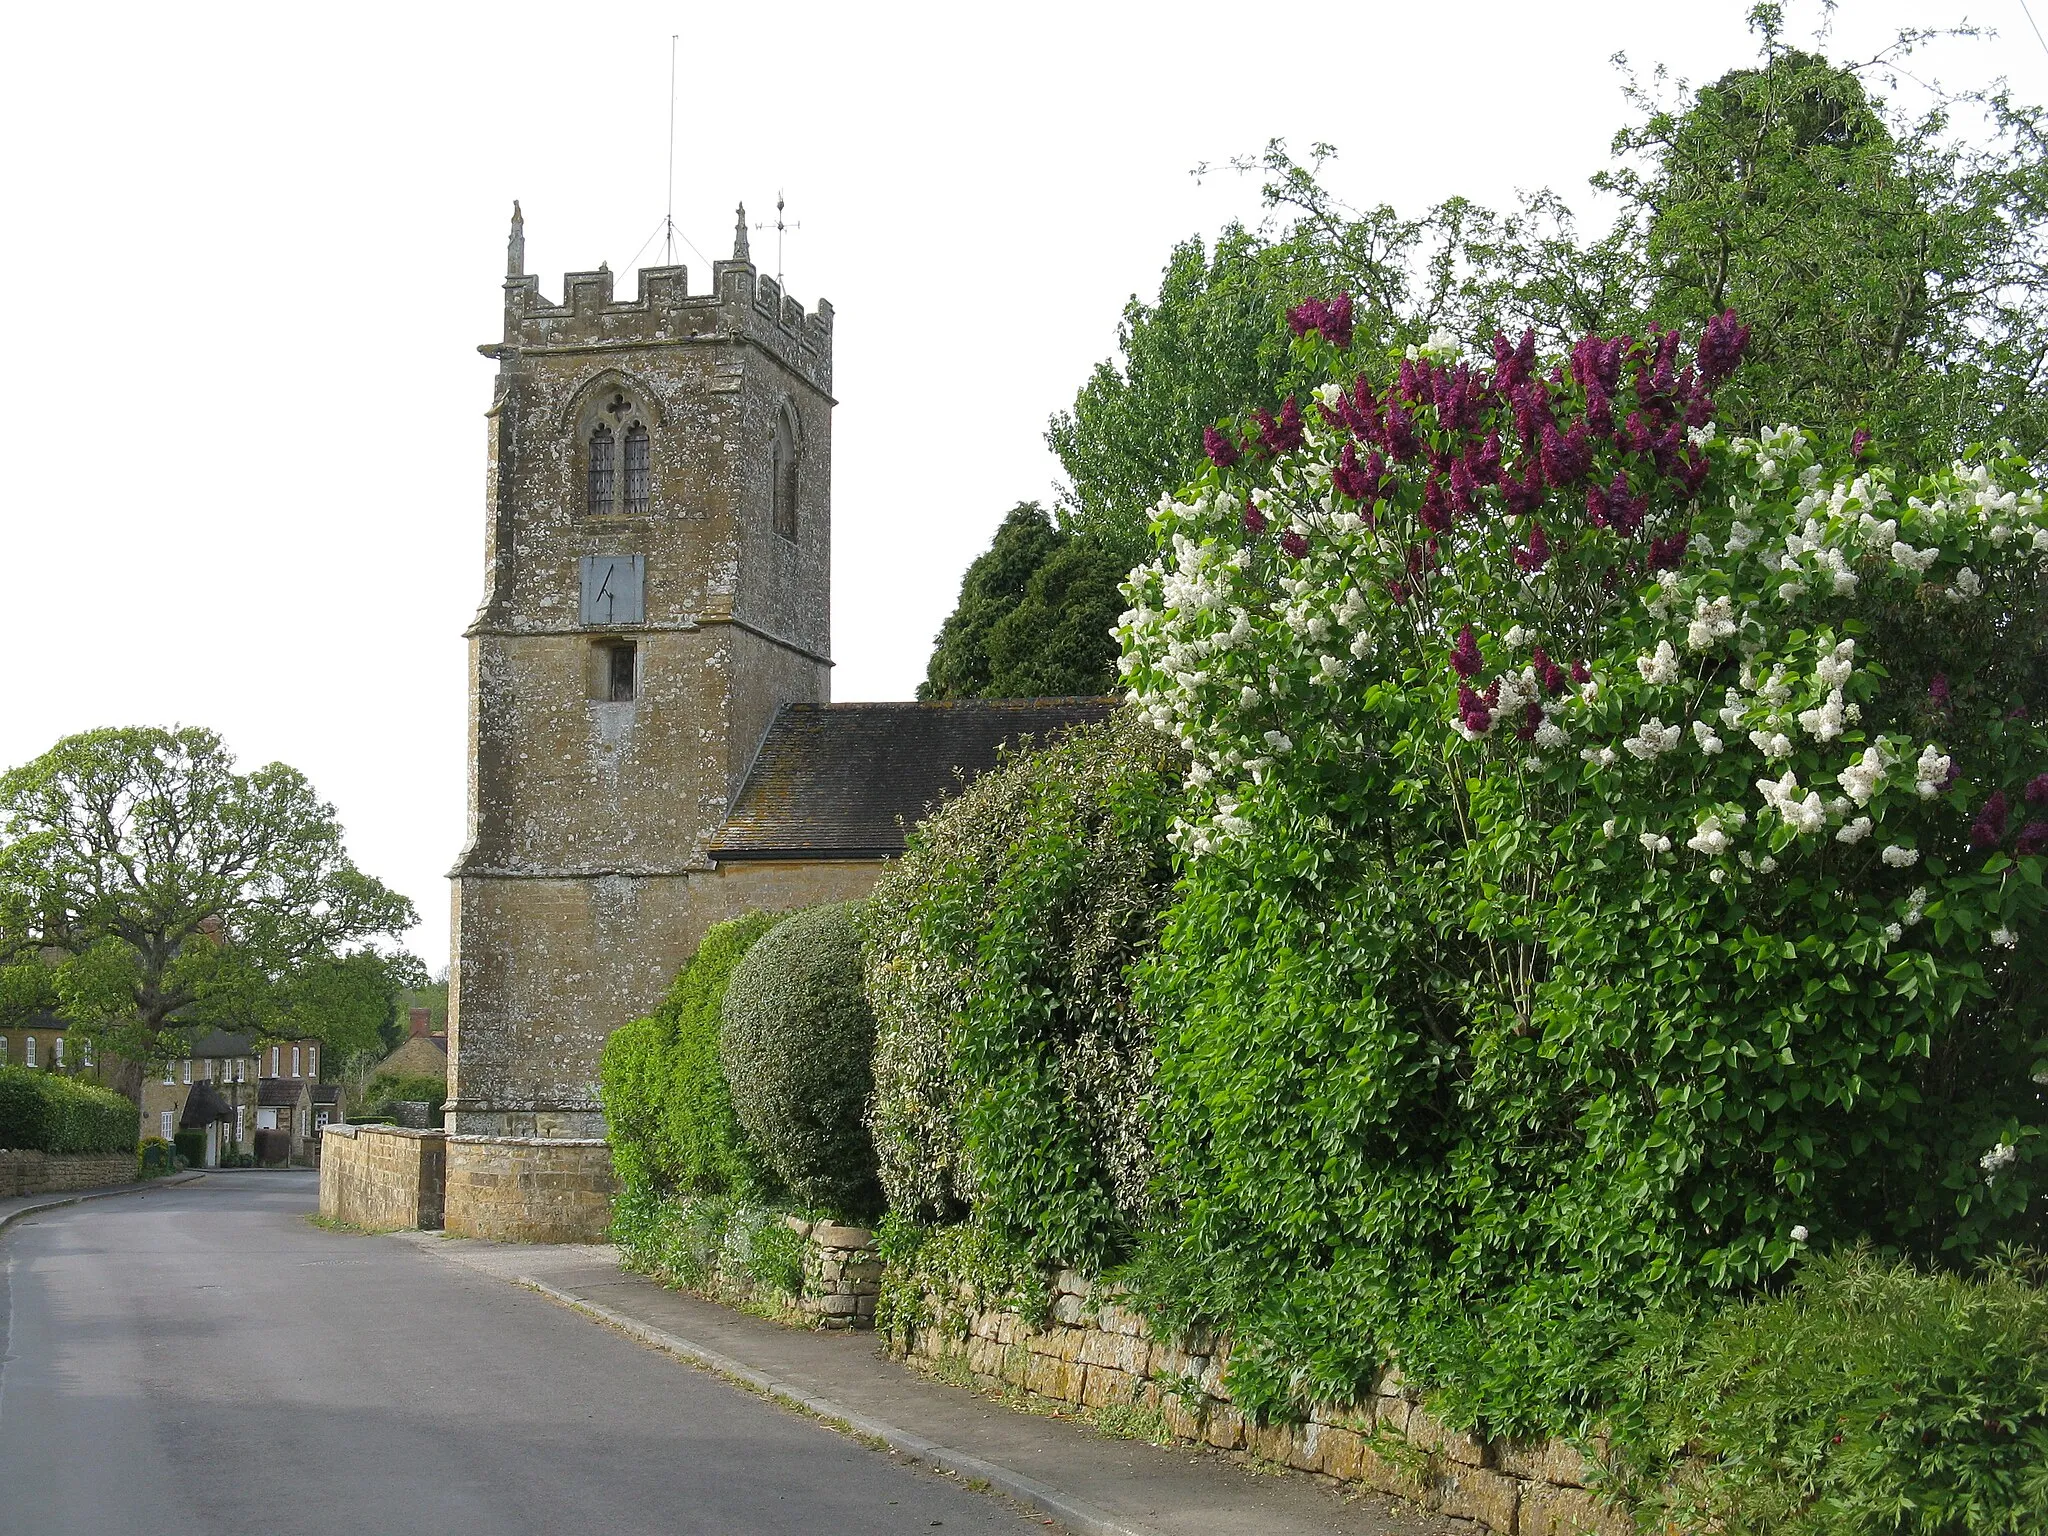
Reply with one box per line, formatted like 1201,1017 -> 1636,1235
0,727 -> 418,1099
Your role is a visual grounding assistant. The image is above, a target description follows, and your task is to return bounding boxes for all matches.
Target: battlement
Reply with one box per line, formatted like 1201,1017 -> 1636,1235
492,204 -> 831,394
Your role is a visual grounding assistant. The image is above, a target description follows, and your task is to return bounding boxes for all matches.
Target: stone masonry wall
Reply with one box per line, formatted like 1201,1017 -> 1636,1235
0,1150 -> 137,1197
785,1219 -> 882,1328
318,1125 -> 446,1231
904,1270 -> 1632,1536
441,1135 -> 617,1243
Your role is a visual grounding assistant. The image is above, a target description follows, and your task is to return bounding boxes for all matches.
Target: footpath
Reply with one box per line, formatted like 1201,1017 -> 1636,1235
404,1234 -> 1459,1536
0,1172 -> 204,1236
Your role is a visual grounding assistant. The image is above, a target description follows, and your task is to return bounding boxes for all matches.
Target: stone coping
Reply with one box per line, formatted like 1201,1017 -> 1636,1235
447,1134 -> 610,1148
322,1123 -> 448,1141
780,1216 -> 875,1248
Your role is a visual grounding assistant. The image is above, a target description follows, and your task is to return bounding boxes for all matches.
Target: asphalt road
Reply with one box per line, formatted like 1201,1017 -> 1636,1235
0,1173 -> 1040,1536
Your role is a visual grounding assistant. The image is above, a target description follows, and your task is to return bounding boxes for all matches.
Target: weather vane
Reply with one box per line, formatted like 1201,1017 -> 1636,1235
753,192 -> 800,287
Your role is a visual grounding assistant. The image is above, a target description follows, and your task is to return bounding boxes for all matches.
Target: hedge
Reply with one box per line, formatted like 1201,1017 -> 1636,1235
0,1066 -> 138,1155
600,910 -> 787,1201
720,901 -> 880,1218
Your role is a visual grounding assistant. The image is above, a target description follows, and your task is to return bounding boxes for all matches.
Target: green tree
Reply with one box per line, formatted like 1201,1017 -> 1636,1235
0,727 -> 417,1101
285,948 -> 429,1062
920,503 -> 1123,700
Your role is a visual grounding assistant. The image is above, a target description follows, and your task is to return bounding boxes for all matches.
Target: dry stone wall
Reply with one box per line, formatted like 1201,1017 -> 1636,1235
785,1218 -> 881,1328
0,1150 -> 137,1197
902,1270 -> 1633,1536
318,1125 -> 446,1231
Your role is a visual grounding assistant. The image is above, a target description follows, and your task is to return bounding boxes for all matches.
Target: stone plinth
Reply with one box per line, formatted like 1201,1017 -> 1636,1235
785,1218 -> 881,1329
441,1135 -> 618,1243
318,1125 -> 446,1231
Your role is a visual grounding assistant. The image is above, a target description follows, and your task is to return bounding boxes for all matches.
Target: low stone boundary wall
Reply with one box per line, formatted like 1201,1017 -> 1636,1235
903,1270 -> 1630,1536
318,1125 -> 446,1231
0,1149 -> 137,1197
785,1219 -> 881,1328
442,1135 -> 617,1243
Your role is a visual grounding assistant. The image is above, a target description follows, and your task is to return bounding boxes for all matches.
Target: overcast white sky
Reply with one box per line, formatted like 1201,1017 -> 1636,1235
0,1 -> 2036,966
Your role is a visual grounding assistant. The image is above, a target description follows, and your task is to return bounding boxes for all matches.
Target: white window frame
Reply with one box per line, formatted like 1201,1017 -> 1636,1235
0,1036 -> 8,1066
270,1045 -> 279,1076
160,1110 -> 174,1140
291,1045 -> 301,1078
23,1037 -> 35,1068
52,1036 -> 63,1066
163,1060 -> 175,1084
307,1045 -> 316,1078
182,1059 -> 191,1085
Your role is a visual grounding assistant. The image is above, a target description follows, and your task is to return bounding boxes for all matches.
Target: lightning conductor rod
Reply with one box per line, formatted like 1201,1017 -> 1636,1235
663,33 -> 679,265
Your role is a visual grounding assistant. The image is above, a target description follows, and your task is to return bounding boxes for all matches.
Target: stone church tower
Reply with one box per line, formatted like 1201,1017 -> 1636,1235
447,205 -> 837,1138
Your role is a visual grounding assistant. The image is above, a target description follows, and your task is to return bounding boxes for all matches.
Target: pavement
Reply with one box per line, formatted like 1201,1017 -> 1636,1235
0,1172 -> 1456,1536
0,1169 -> 203,1235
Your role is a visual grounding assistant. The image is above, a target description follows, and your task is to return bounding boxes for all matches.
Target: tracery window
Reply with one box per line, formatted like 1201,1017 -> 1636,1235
624,422 -> 650,515
587,423 -> 616,516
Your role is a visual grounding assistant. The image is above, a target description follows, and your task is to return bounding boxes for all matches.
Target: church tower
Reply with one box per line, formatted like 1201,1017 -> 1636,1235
447,204 -> 835,1138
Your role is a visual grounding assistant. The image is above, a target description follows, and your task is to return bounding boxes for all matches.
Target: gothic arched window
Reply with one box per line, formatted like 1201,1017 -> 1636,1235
771,411 -> 799,542
587,423 -> 616,516
623,422 -> 650,515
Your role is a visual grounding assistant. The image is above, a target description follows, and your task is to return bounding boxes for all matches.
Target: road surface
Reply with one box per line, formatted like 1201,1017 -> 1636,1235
0,1172 -> 1039,1535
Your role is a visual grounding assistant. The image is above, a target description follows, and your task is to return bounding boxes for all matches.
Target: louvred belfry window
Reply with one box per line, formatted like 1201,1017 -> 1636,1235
587,424 -> 616,516
623,422 -> 650,515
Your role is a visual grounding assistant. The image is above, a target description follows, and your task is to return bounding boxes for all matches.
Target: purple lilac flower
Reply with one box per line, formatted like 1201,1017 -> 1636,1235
1971,790 -> 2010,848
1514,522 -> 1551,573
1851,428 -> 1872,461
2026,773 -> 2048,806
1279,528 -> 1309,559
1450,624 -> 1484,679
1287,298 -> 1327,338
1242,500 -> 1266,535
1324,292 -> 1355,349
2018,821 -> 2048,855
1695,309 -> 1752,387
1203,425 -> 1241,469
1332,443 -> 1372,501
1420,476 -> 1453,533
1931,674 -> 1952,709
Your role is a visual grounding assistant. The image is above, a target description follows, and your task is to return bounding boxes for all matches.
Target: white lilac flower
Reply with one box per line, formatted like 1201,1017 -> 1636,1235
1263,731 -> 1292,754
1759,856 -> 1780,874
1726,520 -> 1757,552
1583,746 -> 1618,769
1602,818 -> 1619,840
1948,567 -> 1983,601
1687,596 -> 1738,652
1693,720 -> 1725,755
1902,887 -> 1929,928
1239,685 -> 1262,709
1840,747 -> 1887,807
1880,844 -> 1920,867
1349,630 -> 1375,661
1992,927 -> 2018,949
1710,868 -> 1728,884
1719,689 -> 1748,729
1760,667 -> 1794,705
1883,922 -> 1904,942
1981,1141 -> 2018,1181
1686,816 -> 1731,856
1814,639 -> 1856,689
1915,745 -> 1953,799
1640,832 -> 1672,854
1798,691 -> 1848,742
1504,625 -> 1532,650
1750,730 -> 1795,760
1318,655 -> 1350,681
1891,541 -> 1940,575
1534,720 -> 1570,751
1790,1225 -> 1810,1243
1637,640 -> 1682,686
2034,527 -> 2048,554
1623,719 -> 1683,760
1758,771 -> 1828,835
1836,817 -> 1873,845
1777,580 -> 1806,604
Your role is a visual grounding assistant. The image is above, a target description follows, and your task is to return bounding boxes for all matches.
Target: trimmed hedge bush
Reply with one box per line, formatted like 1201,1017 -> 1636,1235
862,708 -> 1183,1265
0,1066 -> 136,1154
721,901 -> 880,1218
600,910 -> 787,1200
173,1127 -> 207,1166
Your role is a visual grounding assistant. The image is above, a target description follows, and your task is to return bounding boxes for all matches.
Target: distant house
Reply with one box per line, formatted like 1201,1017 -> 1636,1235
374,1008 -> 449,1084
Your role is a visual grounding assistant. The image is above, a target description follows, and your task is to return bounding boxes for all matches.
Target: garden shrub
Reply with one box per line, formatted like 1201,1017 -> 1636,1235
1611,1250 -> 2048,1535
721,901 -> 881,1218
137,1137 -> 174,1178
361,1071 -> 447,1125
0,1066 -> 137,1154
172,1127 -> 207,1166
1116,308 -> 2048,1436
610,1184 -> 809,1308
862,708 -> 1182,1268
598,910 -> 787,1201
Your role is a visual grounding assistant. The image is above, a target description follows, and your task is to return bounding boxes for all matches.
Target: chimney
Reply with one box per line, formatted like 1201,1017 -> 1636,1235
409,1007 -> 431,1038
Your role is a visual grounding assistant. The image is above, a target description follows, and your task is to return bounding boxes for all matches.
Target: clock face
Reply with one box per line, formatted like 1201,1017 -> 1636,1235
580,555 -> 645,627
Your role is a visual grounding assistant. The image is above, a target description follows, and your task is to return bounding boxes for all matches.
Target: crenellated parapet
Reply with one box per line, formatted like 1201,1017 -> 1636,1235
494,205 -> 832,394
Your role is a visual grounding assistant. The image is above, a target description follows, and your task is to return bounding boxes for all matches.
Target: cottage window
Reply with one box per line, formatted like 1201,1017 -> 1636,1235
163,1061 -> 174,1085
235,1058 -> 245,1083
160,1110 -> 173,1140
623,422 -> 650,514
307,1045 -> 317,1078
270,1045 -> 279,1076
604,641 -> 637,703
587,423 -> 616,516
292,1045 -> 301,1078
25,1036 -> 36,1068
81,1039 -> 92,1068
52,1037 -> 63,1066
183,1059 -> 191,1084
0,1036 -> 9,1066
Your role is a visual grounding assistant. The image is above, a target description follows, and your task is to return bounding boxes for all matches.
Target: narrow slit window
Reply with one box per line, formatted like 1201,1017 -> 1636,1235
587,423 -> 616,516
772,415 -> 798,542
606,642 -> 637,703
623,422 -> 650,514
